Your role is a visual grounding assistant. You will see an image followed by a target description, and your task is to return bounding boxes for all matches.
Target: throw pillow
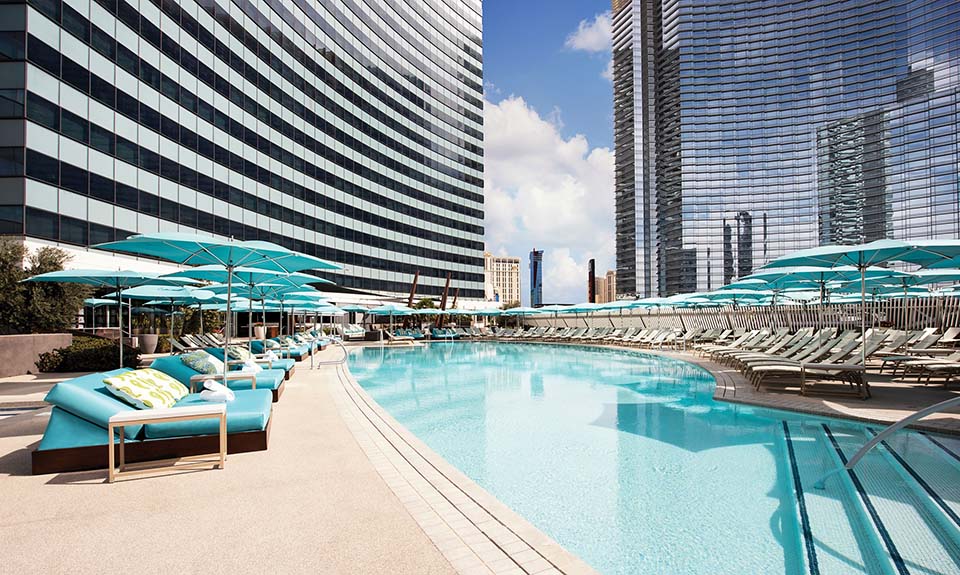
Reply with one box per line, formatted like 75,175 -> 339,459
180,350 -> 224,375
226,345 -> 253,361
103,370 -> 182,409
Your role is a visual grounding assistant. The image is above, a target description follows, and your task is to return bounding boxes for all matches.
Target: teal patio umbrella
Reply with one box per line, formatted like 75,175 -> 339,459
96,233 -> 341,377
366,303 -> 415,341
503,306 -> 541,329
761,239 -> 960,364
25,270 -> 195,367
115,285 -> 215,355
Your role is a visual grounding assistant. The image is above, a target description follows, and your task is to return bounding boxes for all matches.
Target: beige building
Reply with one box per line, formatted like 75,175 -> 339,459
594,270 -> 618,303
484,252 -> 521,304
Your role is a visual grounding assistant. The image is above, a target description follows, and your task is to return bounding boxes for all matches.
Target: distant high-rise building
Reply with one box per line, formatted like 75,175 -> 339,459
587,259 -> 597,303
593,270 -> 618,304
529,248 -> 543,307
612,0 -> 960,295
483,252 -> 521,304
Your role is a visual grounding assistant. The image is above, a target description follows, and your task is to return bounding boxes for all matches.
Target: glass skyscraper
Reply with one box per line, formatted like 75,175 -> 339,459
613,0 -> 960,297
0,0 -> 484,298
529,248 -> 542,306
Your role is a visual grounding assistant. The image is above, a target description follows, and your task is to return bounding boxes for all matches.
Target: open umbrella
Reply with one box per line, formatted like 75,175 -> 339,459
25,270 -> 194,367
97,233 -> 340,379
366,303 -> 415,342
761,239 -> 960,364
115,285 -> 215,355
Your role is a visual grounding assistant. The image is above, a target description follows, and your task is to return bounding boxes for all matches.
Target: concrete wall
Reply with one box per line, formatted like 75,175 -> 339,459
0,334 -> 72,377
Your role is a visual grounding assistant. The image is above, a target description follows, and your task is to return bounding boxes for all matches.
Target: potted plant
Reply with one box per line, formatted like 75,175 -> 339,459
253,322 -> 266,340
133,314 -> 159,354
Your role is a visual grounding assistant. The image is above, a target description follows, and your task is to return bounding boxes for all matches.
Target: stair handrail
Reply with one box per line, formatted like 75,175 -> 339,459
311,338 -> 349,369
814,394 -> 960,489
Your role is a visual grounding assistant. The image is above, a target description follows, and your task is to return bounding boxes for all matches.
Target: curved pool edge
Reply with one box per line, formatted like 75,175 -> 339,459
332,359 -> 601,575
509,340 -> 960,437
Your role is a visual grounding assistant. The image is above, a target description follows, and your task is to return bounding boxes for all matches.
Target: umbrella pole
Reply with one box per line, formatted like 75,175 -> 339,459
117,280 -> 123,368
168,298 -> 175,356
199,303 -> 203,334
224,267 -> 233,385
860,266 -> 867,366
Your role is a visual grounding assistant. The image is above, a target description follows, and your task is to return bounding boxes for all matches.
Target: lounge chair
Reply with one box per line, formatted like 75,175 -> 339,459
151,353 -> 287,402
31,368 -> 272,475
204,346 -> 297,380
385,331 -> 416,345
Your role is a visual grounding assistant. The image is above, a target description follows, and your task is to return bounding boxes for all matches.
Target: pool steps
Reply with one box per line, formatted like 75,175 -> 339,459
782,421 -> 960,574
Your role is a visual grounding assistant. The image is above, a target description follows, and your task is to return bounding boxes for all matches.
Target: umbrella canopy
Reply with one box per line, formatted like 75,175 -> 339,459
473,309 -> 503,317
115,285 -> 215,302
340,304 -> 370,313
366,303 -> 415,316
96,233 -> 341,273
84,298 -> 127,307
502,306 -> 541,316
162,265 -> 332,286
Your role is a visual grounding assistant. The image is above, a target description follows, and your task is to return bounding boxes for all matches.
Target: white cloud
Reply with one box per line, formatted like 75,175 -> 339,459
601,58 -> 614,82
564,12 -> 612,53
484,96 -> 615,304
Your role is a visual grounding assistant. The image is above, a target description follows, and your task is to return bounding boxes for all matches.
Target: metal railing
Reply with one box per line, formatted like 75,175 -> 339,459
814,394 -> 960,489
311,338 -> 349,369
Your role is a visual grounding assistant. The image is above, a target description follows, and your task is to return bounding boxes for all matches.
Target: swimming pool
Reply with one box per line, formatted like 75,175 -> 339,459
348,342 -> 960,575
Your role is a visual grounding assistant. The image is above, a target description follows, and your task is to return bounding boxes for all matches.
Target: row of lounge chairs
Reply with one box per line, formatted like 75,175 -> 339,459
490,326 -> 712,349
696,327 -> 960,399
31,329 -> 331,475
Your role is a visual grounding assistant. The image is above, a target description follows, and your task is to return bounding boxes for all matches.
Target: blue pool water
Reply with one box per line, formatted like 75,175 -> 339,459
348,342 -> 960,575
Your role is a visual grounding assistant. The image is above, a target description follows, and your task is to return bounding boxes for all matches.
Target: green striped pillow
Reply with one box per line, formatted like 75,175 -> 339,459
104,368 -> 189,409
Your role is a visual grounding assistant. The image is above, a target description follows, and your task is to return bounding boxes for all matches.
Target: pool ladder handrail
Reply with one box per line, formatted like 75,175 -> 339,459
814,394 -> 960,489
311,338 -> 349,369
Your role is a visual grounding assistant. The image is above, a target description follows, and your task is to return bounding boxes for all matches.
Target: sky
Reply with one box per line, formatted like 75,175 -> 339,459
482,1 -> 615,305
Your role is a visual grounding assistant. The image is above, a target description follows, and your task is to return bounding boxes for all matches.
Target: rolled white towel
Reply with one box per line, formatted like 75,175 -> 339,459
242,358 -> 263,373
265,350 -> 279,362
202,379 -> 236,402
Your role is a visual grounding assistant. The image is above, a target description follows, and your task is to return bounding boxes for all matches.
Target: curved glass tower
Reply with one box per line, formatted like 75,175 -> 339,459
613,0 -> 960,296
0,0 -> 484,298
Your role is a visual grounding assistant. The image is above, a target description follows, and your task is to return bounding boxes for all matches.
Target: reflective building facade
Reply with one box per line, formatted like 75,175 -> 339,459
0,0 -> 484,298
613,0 -> 960,296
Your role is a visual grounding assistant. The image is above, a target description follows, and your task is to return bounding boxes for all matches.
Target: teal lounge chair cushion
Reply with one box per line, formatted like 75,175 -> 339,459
150,355 -> 207,386
205,348 -> 295,374
43,369 -> 143,439
38,406 -> 126,450
143,389 -> 272,439
223,368 -> 285,391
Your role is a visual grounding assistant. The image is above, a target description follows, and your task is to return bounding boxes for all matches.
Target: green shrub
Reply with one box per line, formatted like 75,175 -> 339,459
36,336 -> 140,372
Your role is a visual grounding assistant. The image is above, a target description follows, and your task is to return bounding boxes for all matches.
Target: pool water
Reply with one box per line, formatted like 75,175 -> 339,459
347,342 -> 960,575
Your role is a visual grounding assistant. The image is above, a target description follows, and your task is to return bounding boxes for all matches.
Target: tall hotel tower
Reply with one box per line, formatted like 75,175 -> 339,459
612,0 -> 960,297
0,0 -> 484,298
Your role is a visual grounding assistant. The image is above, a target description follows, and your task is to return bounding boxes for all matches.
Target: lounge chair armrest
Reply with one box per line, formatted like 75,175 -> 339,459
189,372 -> 257,392
801,363 -> 864,371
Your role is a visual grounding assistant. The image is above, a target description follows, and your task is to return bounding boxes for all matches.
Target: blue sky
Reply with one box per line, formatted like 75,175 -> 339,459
482,1 -> 615,305
484,1 -> 613,148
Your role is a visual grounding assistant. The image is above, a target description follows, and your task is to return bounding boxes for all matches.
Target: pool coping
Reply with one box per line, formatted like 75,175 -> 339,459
329,359 -> 600,575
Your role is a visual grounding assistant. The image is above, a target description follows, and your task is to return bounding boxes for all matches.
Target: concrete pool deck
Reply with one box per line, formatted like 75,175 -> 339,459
0,347 -> 595,575
2,340 -> 960,574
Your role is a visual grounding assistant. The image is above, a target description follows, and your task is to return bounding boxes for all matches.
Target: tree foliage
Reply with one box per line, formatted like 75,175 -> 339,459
500,300 -> 521,310
413,297 -> 436,309
0,239 -> 90,334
